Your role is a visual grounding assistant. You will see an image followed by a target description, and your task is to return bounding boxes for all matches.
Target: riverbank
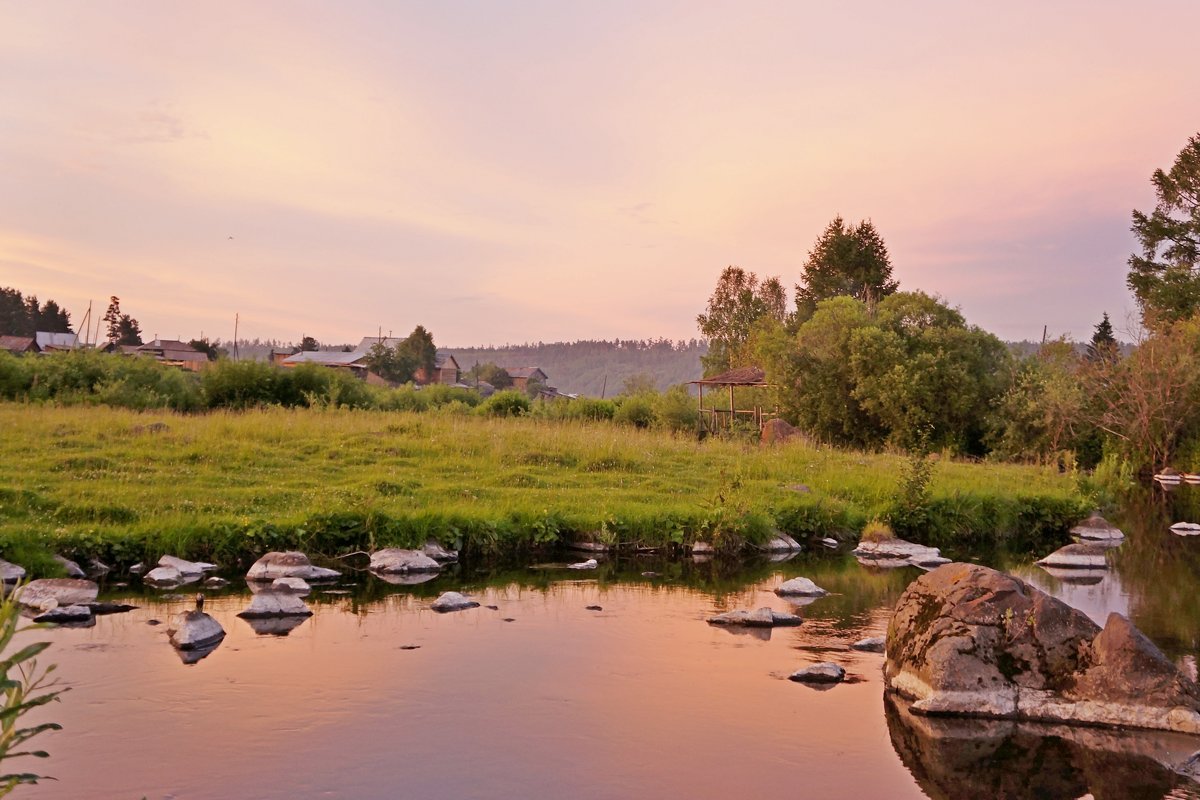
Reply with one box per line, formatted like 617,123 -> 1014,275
0,404 -> 1089,575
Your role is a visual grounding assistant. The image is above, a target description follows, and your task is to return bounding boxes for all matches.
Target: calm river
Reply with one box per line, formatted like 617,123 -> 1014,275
19,508 -> 1200,799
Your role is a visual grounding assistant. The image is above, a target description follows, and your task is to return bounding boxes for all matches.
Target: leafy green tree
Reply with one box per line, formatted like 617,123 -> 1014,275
697,266 -> 787,375
795,216 -> 898,322
403,325 -> 438,382
1128,132 -> 1200,328
989,340 -> 1091,463
188,338 -> 219,361
1086,312 -> 1118,363
466,362 -> 513,389
363,341 -> 417,384
761,292 -> 1008,453
299,336 -> 319,352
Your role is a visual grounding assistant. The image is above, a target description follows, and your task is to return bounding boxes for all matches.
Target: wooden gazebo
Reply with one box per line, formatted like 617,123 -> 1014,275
689,366 -> 778,435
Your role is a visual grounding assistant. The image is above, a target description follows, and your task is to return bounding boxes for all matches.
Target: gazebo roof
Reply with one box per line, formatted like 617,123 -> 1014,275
689,366 -> 769,387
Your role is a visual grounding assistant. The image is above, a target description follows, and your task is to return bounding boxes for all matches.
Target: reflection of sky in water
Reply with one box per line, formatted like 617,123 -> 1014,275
1014,564 -> 1134,627
21,576 -> 927,800
17,548 -> 1200,800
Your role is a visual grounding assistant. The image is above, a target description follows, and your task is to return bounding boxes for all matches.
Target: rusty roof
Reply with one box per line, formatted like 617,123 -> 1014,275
689,366 -> 768,386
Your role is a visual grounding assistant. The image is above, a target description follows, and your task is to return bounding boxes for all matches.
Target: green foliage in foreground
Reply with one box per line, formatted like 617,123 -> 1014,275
0,584 -> 64,794
0,404 -> 1088,572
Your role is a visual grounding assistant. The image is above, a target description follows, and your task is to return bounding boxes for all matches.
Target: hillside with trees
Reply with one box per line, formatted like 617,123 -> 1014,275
446,339 -> 707,397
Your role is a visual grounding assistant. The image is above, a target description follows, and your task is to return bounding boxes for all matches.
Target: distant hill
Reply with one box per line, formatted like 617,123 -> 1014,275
445,339 -> 708,397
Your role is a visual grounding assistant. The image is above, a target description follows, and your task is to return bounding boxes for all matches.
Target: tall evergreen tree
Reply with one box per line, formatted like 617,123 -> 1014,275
1086,312 -> 1118,363
795,217 -> 898,322
103,296 -> 142,346
1128,132 -> 1200,328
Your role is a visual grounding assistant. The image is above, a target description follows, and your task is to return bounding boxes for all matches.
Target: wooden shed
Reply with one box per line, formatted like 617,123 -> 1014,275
689,366 -> 778,435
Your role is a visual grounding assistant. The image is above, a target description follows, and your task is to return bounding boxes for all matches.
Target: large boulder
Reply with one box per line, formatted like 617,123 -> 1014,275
15,578 -> 98,609
369,548 -> 442,574
885,562 -> 1200,733
760,418 -> 801,446
168,609 -> 226,651
245,551 -> 340,582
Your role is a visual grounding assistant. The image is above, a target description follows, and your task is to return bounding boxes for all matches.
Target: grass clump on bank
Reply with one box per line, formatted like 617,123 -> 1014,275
0,404 -> 1088,575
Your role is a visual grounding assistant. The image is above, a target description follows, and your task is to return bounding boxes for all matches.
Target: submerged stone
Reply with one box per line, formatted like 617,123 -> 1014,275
15,578 -> 98,609
1070,514 -> 1124,542
790,662 -> 846,684
775,577 -> 829,597
168,609 -> 226,651
851,636 -> 886,653
237,591 -> 313,618
1036,543 -> 1109,570
369,548 -> 442,574
707,607 -> 802,628
430,592 -> 480,612
246,551 -> 340,582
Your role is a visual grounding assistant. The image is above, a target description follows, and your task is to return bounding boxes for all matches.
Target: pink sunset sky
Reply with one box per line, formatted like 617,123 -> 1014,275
2,1 -> 1198,346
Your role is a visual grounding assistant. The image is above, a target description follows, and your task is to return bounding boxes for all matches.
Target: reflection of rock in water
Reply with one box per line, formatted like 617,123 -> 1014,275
885,692 -> 1200,800
371,571 -> 440,586
1038,565 -> 1107,585
175,641 -> 221,665
241,615 -> 309,637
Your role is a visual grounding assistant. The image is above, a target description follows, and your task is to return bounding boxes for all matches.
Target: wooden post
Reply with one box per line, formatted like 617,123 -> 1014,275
728,384 -> 735,431
697,384 -> 703,433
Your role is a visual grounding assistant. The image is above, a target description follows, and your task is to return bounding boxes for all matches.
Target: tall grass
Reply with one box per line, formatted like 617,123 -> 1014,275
0,404 -> 1088,572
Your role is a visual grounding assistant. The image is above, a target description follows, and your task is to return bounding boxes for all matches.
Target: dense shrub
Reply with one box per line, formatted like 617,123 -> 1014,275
477,390 -> 531,417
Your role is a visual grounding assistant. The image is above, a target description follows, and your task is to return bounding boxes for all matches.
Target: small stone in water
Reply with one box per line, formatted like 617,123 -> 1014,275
503,618 -> 516,622
399,645 -> 421,650
586,605 -> 603,611
485,605 -> 499,610
146,619 -> 162,626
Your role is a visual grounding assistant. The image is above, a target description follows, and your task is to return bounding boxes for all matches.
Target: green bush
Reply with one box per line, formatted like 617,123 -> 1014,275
614,394 -> 655,428
477,390 -> 530,417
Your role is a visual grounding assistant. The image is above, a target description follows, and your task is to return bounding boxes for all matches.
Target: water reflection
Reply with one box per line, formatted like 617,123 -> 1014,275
886,693 -> 1200,800
240,615 -> 309,637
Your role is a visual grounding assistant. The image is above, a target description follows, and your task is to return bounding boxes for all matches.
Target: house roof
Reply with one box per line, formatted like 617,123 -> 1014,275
35,331 -> 81,349
0,336 -> 38,353
690,366 -> 768,386
506,367 -> 547,381
136,340 -> 207,362
282,350 -> 366,366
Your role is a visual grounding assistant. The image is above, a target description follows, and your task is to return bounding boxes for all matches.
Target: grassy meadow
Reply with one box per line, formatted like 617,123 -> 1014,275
0,403 -> 1090,575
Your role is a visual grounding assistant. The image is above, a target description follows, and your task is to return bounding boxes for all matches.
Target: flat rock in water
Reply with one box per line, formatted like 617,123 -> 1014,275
143,565 -> 199,587
790,662 -> 846,683
87,558 -> 111,576
775,577 -> 829,597
568,559 -> 598,570
242,615 -> 308,637
168,609 -> 226,650
87,602 -> 137,615
271,577 -> 311,594
203,576 -> 230,588
1070,514 -> 1125,542
245,551 -> 340,582
0,559 -> 26,584
854,538 -> 950,568
158,555 -> 217,576
15,578 -> 98,608
567,535 -> 610,553
431,591 -> 480,612
374,571 -> 439,586
421,540 -> 458,562
1036,543 -> 1109,570
691,541 -> 714,555
760,532 -> 803,552
820,537 -> 839,549
34,604 -> 93,624
237,591 -> 313,618
851,636 -> 886,653
1170,522 -> 1200,536
707,607 -> 802,628
128,562 -> 145,574
54,555 -> 86,578
369,548 -> 442,574
886,562 -> 1200,733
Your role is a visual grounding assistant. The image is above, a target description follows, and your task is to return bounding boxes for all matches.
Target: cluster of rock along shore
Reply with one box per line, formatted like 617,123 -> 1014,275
0,543 -> 476,657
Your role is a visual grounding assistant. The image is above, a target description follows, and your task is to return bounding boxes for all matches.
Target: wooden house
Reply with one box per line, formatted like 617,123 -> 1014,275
0,336 -> 39,355
505,367 -> 548,393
